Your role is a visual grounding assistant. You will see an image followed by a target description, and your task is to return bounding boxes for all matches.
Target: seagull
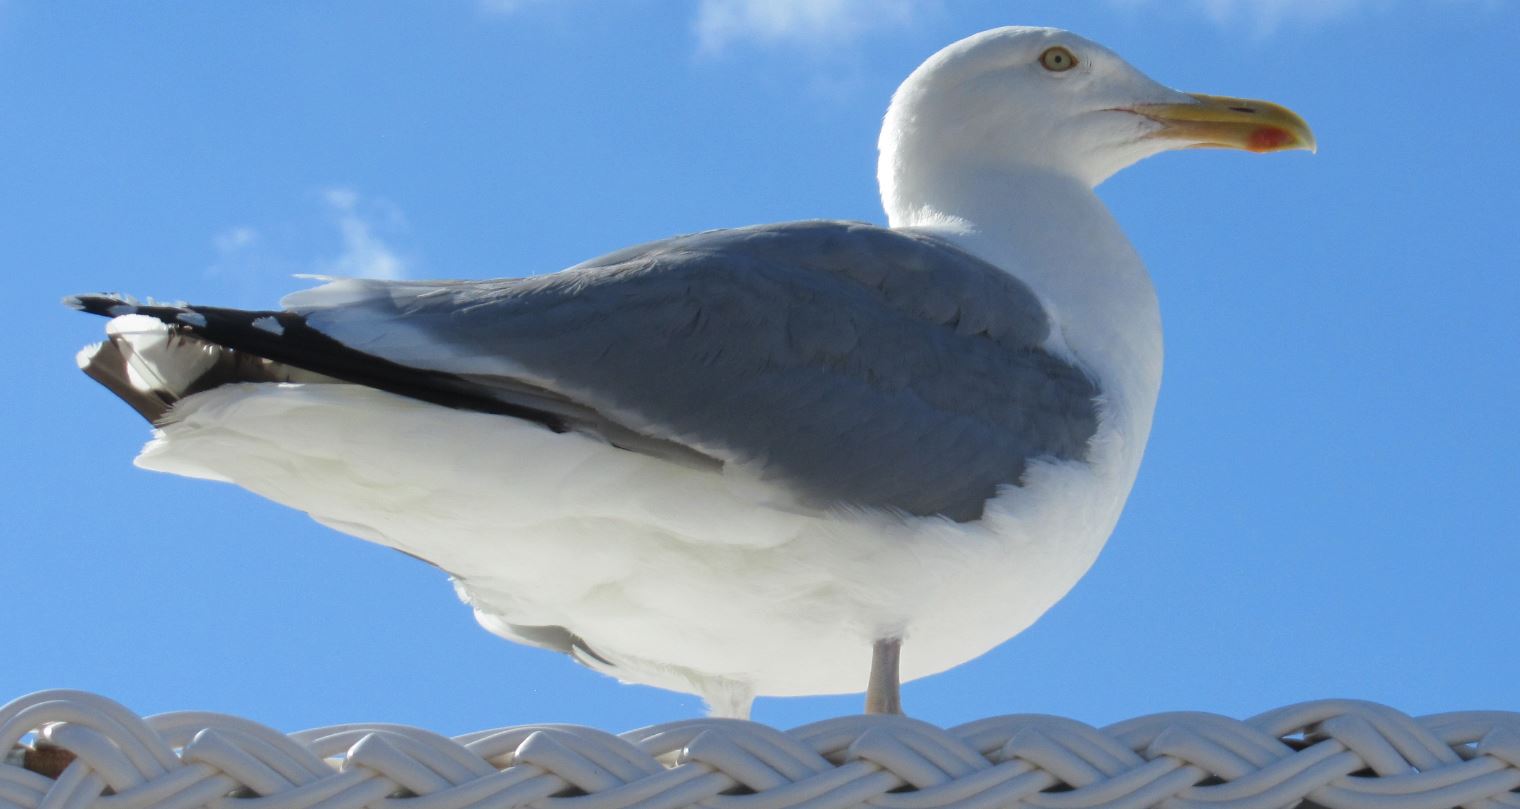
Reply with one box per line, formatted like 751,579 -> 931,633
69,26 -> 1312,719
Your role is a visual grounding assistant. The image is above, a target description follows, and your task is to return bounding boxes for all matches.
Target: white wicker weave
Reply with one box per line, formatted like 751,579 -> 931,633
2,689 -> 1517,809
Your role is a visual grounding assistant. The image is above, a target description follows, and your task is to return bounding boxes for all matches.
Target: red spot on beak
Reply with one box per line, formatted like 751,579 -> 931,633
1248,126 -> 1294,152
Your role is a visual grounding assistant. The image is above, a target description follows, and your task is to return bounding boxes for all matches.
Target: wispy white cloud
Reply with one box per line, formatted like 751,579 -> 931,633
207,189 -> 412,286
471,0 -> 931,57
206,225 -> 268,283
1112,0 -> 1396,32
477,0 -> 547,16
694,0 -> 925,55
318,188 -> 409,280
213,226 -> 259,255
1193,0 -> 1384,29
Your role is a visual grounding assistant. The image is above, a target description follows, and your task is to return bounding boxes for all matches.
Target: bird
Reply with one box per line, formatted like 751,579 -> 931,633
69,26 -> 1312,719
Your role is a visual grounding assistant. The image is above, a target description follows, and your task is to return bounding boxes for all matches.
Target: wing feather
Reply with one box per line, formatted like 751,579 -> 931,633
285,220 -> 1100,520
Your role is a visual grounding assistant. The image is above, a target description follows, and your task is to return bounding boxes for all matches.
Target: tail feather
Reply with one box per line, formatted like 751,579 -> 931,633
74,311 -> 332,424
76,337 -> 175,423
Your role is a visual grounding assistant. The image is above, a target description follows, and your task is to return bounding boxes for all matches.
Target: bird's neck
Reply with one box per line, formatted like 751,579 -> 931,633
887,161 -> 1164,461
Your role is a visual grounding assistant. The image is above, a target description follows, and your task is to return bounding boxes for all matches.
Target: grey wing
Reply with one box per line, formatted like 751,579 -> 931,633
283,220 -> 1101,522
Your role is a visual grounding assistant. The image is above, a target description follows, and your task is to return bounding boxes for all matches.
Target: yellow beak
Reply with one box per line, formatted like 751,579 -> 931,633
1132,93 -> 1316,154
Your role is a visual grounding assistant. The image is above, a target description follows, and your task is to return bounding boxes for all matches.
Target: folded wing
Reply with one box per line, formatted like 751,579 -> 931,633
77,220 -> 1100,521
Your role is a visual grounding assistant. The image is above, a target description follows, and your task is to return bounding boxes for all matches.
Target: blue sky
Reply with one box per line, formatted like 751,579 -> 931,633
2,0 -> 1517,735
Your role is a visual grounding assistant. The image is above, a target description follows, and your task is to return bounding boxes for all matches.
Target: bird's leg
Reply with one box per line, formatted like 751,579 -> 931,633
865,637 -> 903,715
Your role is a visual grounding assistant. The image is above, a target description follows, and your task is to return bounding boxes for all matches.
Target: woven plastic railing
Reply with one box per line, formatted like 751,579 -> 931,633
2,690 -> 1518,809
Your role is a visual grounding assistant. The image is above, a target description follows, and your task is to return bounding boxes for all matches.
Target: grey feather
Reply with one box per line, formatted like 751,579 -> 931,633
287,220 -> 1101,521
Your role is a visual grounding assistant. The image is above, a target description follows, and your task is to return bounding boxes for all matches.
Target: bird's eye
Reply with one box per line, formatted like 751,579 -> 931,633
1039,46 -> 1078,72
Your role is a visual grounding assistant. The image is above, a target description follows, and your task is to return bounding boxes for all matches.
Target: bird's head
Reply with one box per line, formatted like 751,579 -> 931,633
879,26 -> 1314,214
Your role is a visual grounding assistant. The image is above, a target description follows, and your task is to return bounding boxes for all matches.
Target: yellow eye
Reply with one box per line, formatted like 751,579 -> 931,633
1039,46 -> 1078,72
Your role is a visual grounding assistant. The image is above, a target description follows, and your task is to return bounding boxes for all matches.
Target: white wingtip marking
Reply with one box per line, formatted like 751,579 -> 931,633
251,316 -> 285,336
75,343 -> 103,369
176,311 -> 208,327
105,313 -> 171,337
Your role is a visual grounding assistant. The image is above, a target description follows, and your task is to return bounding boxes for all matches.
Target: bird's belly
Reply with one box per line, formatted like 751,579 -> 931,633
139,382 -> 1135,697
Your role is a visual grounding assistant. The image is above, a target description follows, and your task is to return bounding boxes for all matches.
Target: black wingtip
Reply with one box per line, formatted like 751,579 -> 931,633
66,293 -> 141,318
68,292 -> 573,435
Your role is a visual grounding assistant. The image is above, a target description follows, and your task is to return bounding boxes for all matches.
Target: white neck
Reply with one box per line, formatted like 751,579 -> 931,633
886,160 -> 1164,472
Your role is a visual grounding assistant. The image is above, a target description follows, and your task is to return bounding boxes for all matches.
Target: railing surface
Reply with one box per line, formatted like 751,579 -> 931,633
2,689 -> 1517,809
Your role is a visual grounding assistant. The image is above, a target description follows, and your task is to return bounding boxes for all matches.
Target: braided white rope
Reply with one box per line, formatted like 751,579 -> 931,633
2,690 -> 1517,809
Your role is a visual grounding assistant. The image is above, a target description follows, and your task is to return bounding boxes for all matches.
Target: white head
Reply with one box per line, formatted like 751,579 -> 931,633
879,26 -> 1313,223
